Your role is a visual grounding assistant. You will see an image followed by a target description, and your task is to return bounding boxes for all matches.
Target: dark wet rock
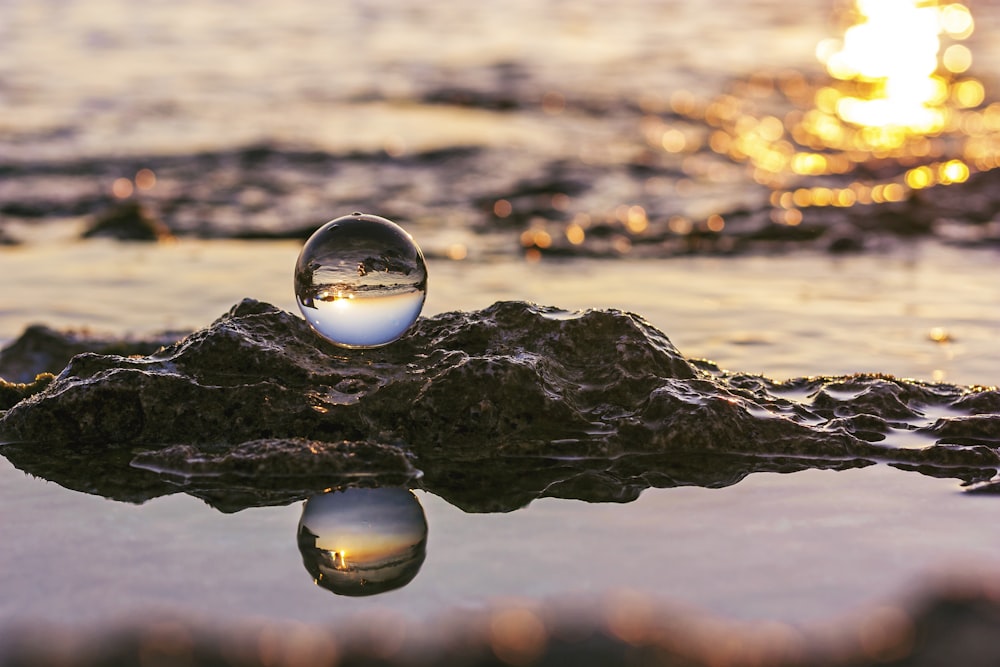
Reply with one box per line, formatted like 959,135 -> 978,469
420,453 -> 874,514
0,374 -> 54,411
1,299 -> 998,512
136,439 -> 417,513
0,437 -> 417,513
1,299 -> 702,450
954,390 -> 1000,412
131,438 -> 414,480
82,200 -> 173,241
926,414 -> 1000,444
0,323 -> 184,384
808,376 -> 938,422
0,440 -> 179,505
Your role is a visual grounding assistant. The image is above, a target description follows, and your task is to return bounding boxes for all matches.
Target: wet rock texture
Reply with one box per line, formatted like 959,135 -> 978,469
0,324 -> 183,385
1,299 -> 998,512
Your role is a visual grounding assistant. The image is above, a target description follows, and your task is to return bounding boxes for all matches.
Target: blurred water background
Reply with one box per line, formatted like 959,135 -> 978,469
2,0 -> 1000,644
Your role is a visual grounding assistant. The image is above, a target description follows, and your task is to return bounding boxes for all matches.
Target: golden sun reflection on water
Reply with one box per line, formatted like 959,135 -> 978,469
819,0 -> 973,135
511,0 -> 994,258
653,0 -> 994,226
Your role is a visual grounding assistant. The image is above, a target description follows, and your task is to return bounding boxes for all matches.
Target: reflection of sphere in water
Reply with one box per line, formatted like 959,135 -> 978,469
297,487 -> 428,597
294,212 -> 427,348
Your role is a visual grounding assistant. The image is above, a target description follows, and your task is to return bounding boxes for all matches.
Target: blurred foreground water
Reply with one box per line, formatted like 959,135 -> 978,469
2,0 -> 1000,662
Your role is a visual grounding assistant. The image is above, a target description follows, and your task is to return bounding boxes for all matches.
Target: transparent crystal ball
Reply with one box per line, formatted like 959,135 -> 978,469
297,487 -> 428,597
294,213 -> 427,348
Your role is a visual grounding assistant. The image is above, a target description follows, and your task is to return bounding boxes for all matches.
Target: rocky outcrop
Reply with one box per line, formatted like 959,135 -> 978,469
1,300 -> 998,512
0,323 -> 182,385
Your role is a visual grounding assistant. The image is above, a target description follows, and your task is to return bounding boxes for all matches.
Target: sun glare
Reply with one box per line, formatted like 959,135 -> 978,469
640,0 -> 994,237
530,0 -> 991,255
818,0 -> 974,138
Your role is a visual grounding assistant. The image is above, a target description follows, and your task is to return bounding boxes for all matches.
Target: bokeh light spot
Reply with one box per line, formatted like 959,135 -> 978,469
111,177 -> 134,199
135,168 -> 157,190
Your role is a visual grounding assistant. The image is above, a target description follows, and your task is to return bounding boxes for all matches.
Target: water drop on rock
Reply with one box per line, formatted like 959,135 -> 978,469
294,213 -> 427,348
297,487 -> 428,596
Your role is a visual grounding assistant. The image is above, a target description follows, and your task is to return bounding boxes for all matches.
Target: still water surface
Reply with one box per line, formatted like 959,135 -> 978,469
3,456 -> 1000,631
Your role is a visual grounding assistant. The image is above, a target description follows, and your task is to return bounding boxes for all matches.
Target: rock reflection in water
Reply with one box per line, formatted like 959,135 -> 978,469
297,487 -> 427,597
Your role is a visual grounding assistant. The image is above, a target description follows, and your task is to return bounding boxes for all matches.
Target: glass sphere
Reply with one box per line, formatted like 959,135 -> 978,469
294,213 -> 427,348
297,487 -> 428,597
